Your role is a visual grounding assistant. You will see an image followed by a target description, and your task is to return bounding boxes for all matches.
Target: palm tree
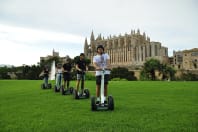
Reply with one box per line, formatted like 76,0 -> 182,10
159,64 -> 176,80
143,59 -> 161,80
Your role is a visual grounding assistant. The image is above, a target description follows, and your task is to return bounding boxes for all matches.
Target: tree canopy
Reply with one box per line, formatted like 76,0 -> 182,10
140,59 -> 176,80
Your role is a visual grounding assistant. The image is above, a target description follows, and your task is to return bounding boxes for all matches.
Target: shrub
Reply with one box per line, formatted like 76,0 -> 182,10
111,78 -> 127,81
110,67 -> 137,81
180,73 -> 198,81
85,72 -> 96,80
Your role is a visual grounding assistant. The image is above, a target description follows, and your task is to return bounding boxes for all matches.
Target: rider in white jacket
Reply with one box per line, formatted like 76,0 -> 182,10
93,45 -> 111,104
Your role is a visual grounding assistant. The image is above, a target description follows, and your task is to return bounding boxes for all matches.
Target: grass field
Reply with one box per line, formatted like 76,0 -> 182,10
0,80 -> 198,132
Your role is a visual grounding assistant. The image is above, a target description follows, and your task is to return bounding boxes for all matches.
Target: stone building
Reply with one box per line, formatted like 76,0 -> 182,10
173,48 -> 198,70
173,51 -> 183,69
40,49 -> 68,64
84,29 -> 168,69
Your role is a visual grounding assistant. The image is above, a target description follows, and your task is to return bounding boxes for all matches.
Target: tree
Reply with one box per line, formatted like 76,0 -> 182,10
159,64 -> 176,80
141,59 -> 176,81
0,66 -> 11,79
40,56 -> 60,69
73,56 -> 91,66
141,59 -> 161,80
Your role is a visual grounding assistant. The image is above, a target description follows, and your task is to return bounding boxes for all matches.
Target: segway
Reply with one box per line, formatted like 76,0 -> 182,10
91,68 -> 114,111
61,85 -> 74,95
54,73 -> 62,92
61,73 -> 74,95
41,76 -> 52,89
73,71 -> 90,99
41,83 -> 52,89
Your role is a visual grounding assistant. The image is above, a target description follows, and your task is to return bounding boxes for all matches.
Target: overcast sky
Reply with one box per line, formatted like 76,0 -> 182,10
0,0 -> 197,66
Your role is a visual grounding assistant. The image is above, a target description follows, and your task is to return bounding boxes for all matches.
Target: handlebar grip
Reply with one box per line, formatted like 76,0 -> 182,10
96,69 -> 111,71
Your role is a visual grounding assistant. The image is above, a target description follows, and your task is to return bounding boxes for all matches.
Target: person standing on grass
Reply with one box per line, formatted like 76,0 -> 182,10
62,57 -> 72,90
93,45 -> 111,104
75,53 -> 88,95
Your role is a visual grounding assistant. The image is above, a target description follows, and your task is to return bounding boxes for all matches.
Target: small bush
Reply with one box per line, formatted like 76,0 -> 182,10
85,72 -> 95,80
180,73 -> 198,81
110,67 -> 137,81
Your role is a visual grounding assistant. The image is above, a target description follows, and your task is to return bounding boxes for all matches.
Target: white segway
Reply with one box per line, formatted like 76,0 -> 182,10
91,68 -> 114,111
54,73 -> 62,92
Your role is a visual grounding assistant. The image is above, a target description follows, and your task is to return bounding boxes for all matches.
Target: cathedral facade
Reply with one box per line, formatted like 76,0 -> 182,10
84,29 -> 168,69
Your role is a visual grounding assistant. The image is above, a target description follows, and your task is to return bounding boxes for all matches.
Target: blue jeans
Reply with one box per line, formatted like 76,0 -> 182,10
56,73 -> 62,89
44,77 -> 48,87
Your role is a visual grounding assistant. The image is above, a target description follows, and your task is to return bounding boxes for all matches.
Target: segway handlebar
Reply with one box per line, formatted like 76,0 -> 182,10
95,68 -> 111,71
79,70 -> 86,75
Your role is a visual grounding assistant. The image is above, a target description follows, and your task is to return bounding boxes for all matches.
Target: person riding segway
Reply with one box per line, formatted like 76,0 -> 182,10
54,63 -> 62,92
91,45 -> 114,111
41,65 -> 52,89
73,53 -> 90,99
61,57 -> 74,95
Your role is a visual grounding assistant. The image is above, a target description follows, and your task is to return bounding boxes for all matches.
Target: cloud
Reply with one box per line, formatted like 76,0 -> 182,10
0,24 -> 85,66
0,24 -> 84,44
0,0 -> 197,65
1,0 -> 197,36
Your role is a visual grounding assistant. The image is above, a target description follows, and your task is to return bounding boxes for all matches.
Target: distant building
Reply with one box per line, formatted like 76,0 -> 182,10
169,57 -> 174,67
84,29 -> 168,69
173,48 -> 198,70
40,49 -> 69,64
173,51 -> 183,69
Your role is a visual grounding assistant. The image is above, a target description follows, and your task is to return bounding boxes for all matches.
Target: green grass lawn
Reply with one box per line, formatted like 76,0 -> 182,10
0,80 -> 198,132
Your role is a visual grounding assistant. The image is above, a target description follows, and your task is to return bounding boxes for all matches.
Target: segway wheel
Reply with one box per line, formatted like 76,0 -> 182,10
91,96 -> 97,111
54,85 -> 57,92
41,84 -> 45,89
61,86 -> 65,95
73,89 -> 79,99
69,87 -> 74,94
84,89 -> 90,98
108,96 -> 114,110
48,83 -> 52,89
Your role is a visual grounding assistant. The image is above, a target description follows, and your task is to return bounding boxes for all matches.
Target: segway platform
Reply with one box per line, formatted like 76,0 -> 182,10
73,71 -> 90,99
41,83 -> 52,89
91,95 -> 114,111
54,85 -> 60,92
91,68 -> 114,111
61,86 -> 74,95
73,89 -> 90,99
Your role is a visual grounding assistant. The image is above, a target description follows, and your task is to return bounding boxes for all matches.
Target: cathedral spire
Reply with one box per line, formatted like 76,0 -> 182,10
147,36 -> 150,42
90,30 -> 95,42
143,32 -> 146,39
84,37 -> 88,56
137,29 -> 140,35
131,29 -> 133,35
90,30 -> 95,51
84,37 -> 88,46
97,33 -> 102,40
